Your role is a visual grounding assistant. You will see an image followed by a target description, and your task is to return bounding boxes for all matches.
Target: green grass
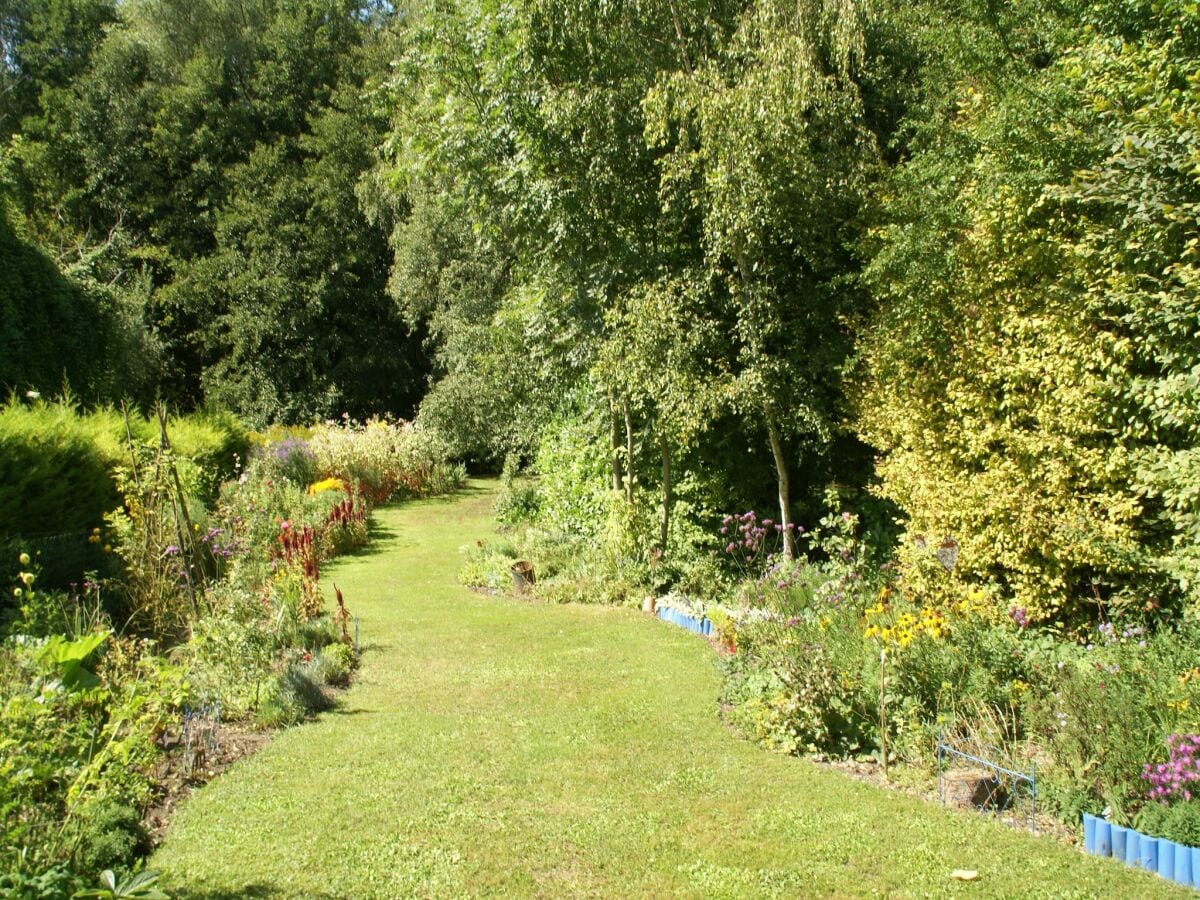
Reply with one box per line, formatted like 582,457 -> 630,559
152,480 -> 1184,897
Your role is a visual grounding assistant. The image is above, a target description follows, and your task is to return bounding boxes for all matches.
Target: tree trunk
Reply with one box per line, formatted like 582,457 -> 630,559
659,427 -> 672,553
609,393 -> 624,494
623,399 -> 635,503
766,415 -> 796,560
666,0 -> 693,75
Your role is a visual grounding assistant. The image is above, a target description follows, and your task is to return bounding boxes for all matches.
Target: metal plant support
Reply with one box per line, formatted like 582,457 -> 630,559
182,702 -> 221,777
936,733 -> 1037,832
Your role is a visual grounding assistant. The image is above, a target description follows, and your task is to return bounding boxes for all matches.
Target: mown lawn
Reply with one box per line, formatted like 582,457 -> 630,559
152,480 -> 1183,898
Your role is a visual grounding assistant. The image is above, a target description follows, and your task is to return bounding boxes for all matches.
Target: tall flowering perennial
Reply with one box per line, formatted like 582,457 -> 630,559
1143,734 -> 1200,802
719,510 -> 799,583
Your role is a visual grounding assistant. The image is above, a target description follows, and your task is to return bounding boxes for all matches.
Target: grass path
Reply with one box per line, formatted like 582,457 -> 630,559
153,481 -> 1180,898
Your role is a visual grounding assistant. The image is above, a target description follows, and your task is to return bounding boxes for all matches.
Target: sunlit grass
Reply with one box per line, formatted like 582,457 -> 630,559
153,479 -> 1183,897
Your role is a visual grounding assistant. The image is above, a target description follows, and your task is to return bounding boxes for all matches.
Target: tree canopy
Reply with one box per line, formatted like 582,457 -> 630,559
4,0 -> 1199,619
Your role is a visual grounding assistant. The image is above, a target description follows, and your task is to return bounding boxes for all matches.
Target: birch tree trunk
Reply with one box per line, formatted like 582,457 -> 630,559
659,427 -> 672,553
623,400 -> 635,503
766,414 -> 796,560
609,393 -> 624,494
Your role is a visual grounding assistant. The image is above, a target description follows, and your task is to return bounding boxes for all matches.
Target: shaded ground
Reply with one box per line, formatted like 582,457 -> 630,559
152,480 -> 1181,897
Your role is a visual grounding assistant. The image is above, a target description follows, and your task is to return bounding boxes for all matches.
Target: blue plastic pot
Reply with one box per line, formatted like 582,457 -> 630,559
1083,813 -> 1098,855
1110,824 -> 1128,862
1173,839 -> 1192,886
1123,828 -> 1140,867
1158,838 -> 1175,879
1139,834 -> 1158,871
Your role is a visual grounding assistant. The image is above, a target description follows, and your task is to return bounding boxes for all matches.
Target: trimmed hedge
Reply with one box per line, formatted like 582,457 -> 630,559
0,400 -> 248,586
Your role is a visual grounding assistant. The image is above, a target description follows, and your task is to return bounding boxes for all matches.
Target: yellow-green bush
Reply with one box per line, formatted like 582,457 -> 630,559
0,400 -> 248,588
857,12 -> 1200,621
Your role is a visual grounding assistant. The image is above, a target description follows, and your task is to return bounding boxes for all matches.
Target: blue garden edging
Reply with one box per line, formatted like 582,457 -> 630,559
656,606 -> 714,638
1083,812 -> 1200,889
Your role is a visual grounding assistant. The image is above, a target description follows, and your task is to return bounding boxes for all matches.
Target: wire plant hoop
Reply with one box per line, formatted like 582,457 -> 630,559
182,701 -> 221,777
937,731 -> 1037,833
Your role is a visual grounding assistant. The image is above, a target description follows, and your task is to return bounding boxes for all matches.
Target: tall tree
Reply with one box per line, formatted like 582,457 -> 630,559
645,0 -> 879,557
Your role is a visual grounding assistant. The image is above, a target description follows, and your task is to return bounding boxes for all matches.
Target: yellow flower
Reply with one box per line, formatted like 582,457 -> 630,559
307,477 -> 346,495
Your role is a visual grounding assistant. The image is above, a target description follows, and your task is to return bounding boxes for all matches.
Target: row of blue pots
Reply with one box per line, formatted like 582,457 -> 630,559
1083,812 -> 1199,889
656,606 -> 714,637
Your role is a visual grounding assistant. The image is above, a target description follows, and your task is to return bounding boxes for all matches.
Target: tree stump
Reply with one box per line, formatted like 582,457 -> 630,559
943,769 -> 1009,811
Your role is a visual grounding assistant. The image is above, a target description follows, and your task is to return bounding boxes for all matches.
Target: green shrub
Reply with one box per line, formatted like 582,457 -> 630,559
532,405 -> 610,538
720,635 -> 871,758
495,456 -> 540,525
724,603 -> 874,758
1026,650 -> 1167,823
458,538 -> 520,593
0,400 -> 248,595
0,863 -> 83,899
1136,800 -> 1200,847
256,660 -> 333,728
186,588 -> 275,718
315,643 -> 356,688
0,402 -> 118,537
0,208 -> 154,407
73,798 -> 148,878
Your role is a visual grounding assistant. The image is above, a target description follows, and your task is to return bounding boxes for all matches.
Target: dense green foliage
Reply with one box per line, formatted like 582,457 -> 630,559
859,0 -> 1200,621
1,0 -> 425,422
8,0 -> 1198,622
376,0 -> 1200,627
0,400 -> 247,590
